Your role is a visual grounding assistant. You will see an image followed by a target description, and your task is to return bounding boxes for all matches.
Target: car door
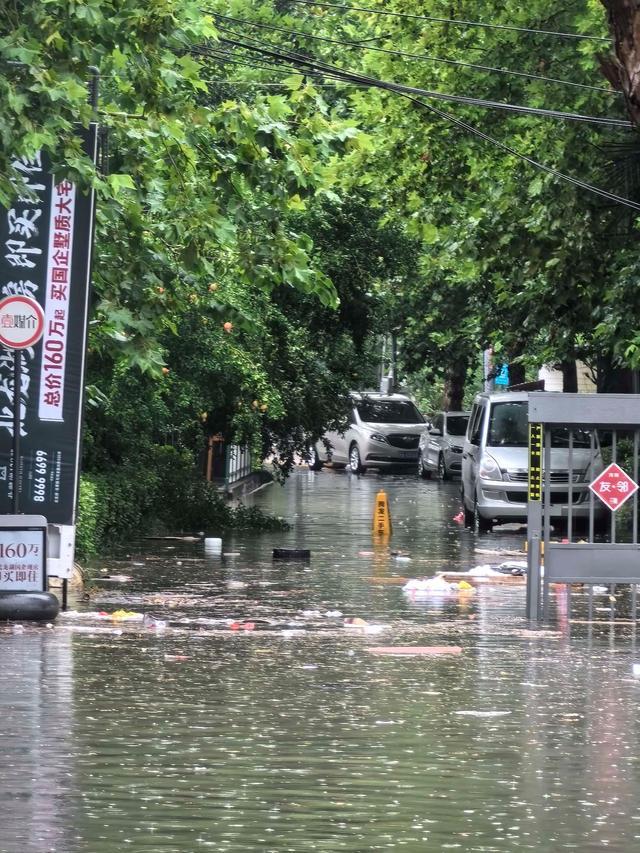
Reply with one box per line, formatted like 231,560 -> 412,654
323,406 -> 355,463
426,414 -> 444,469
463,403 -> 486,504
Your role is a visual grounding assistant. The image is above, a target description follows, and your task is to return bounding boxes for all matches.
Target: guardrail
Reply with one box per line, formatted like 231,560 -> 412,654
224,444 -> 253,489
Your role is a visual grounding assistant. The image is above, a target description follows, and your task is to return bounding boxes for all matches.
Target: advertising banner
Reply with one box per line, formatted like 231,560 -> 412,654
0,127 -> 98,524
0,524 -> 46,592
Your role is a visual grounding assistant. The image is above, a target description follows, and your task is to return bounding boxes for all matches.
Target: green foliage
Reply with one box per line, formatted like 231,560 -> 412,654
75,446 -> 287,559
8,0 -> 640,556
231,0 -> 629,390
76,477 -> 100,559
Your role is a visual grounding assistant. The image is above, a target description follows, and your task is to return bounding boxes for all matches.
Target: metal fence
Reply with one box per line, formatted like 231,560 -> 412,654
224,444 -> 253,488
526,393 -> 640,622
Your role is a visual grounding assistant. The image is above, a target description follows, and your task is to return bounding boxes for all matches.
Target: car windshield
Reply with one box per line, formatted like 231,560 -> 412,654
357,400 -> 424,424
488,401 -> 592,448
446,415 -> 469,436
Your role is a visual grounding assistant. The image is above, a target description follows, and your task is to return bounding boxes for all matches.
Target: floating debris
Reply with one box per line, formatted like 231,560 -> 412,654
454,710 -> 511,717
366,646 -> 463,656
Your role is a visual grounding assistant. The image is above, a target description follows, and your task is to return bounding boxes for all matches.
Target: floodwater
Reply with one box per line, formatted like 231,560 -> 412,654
2,468 -> 640,853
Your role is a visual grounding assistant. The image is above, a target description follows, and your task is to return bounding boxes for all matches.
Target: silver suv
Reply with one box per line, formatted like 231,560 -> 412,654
461,392 -> 604,532
418,410 -> 470,480
313,392 -> 428,473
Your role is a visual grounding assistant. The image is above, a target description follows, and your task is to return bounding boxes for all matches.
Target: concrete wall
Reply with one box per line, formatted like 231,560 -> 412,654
538,362 -> 596,394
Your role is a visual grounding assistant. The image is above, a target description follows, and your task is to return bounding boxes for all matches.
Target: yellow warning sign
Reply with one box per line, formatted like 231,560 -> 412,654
528,422 -> 542,502
373,490 -> 392,538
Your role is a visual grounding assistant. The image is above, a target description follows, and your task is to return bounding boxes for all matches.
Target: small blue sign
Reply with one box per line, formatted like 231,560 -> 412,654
495,364 -> 510,386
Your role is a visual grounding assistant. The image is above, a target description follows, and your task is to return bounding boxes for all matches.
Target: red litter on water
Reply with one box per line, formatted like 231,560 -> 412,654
453,511 -> 464,524
229,621 -> 256,631
366,646 -> 463,656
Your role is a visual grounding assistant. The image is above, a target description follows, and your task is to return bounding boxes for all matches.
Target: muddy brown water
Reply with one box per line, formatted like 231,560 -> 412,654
2,468 -> 640,852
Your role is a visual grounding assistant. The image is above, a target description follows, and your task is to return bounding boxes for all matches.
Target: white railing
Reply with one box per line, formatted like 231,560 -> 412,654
224,444 -> 253,488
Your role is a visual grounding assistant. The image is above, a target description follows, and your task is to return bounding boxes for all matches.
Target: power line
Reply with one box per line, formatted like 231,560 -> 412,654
201,80 -> 352,87
189,44 -> 319,79
205,37 -> 640,210
407,94 -> 640,211
285,0 -> 611,43
207,10 -> 616,96
215,32 -> 631,128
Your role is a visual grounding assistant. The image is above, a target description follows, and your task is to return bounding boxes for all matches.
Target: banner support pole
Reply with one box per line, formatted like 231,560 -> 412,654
12,348 -> 20,514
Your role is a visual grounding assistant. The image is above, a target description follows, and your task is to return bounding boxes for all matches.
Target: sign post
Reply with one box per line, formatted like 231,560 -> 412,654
526,422 -> 543,620
0,295 -> 45,514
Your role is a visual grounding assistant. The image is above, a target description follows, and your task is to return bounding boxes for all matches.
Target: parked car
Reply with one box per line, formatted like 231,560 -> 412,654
418,410 -> 470,480
311,392 -> 428,474
461,391 -> 604,532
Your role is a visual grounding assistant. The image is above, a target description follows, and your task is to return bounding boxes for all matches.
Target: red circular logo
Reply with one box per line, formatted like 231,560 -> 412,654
0,295 -> 45,350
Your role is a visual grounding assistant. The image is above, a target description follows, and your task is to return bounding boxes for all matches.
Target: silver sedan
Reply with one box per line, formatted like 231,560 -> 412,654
418,411 -> 470,480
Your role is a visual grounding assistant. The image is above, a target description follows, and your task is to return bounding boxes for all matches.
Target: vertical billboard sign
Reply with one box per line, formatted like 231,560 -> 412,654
0,126 -> 98,524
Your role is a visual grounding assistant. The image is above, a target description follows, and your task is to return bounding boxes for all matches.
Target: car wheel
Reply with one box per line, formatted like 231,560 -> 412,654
475,502 -> 493,534
307,447 -> 323,471
437,454 -> 450,481
418,452 -> 431,479
349,443 -> 365,474
462,490 -> 475,528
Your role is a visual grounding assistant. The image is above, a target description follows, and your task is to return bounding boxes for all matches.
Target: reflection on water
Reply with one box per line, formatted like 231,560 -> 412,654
2,469 -> 640,852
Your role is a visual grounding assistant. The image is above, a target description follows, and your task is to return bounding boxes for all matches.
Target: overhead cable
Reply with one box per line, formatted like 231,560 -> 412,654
207,10 -> 616,96
214,32 -> 631,128
189,44 -> 319,79
202,38 -> 640,210
285,0 -> 611,43
413,96 -> 640,211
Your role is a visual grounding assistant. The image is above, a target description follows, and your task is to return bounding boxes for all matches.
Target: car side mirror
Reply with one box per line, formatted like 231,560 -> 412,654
430,429 -> 442,437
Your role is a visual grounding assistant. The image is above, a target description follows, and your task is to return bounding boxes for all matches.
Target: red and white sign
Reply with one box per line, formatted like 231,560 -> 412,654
0,295 -> 45,350
589,462 -> 639,511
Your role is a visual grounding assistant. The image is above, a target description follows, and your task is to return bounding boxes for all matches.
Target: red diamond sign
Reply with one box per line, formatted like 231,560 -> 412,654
589,463 -> 639,512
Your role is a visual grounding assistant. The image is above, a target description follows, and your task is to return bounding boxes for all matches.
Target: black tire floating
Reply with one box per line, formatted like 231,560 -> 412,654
0,591 -> 60,622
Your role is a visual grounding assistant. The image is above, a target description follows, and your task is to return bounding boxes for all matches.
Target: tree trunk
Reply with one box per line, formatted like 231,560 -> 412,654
600,0 -> 640,126
443,360 -> 467,410
560,360 -> 578,393
596,355 -> 635,392
508,362 -> 526,387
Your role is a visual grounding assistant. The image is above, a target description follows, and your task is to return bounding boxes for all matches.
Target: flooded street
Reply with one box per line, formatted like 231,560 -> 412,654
3,468 -> 640,852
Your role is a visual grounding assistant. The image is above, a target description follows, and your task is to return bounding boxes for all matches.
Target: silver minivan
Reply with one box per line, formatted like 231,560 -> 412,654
461,392 -> 604,532
313,392 -> 428,474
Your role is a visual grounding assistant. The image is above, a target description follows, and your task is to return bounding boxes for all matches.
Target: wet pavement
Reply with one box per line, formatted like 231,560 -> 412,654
2,467 -> 640,852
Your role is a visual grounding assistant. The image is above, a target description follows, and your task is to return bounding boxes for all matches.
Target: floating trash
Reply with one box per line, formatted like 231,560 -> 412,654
454,710 -> 511,717
367,646 -> 462,656
110,610 -> 144,622
98,575 -> 133,583
273,548 -> 311,560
